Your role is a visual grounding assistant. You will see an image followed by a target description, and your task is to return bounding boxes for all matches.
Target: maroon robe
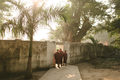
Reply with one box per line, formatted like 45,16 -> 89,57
63,52 -> 67,63
54,52 -> 62,64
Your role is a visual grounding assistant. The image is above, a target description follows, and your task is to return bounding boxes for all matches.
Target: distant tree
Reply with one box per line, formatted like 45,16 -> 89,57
110,0 -> 120,16
109,0 -> 120,48
94,0 -> 120,48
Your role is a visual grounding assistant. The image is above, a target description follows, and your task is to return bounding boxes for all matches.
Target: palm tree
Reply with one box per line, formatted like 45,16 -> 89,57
0,0 -> 61,78
88,36 -> 99,57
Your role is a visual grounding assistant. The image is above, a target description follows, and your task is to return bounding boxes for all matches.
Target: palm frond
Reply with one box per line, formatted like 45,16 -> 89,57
88,36 -> 99,45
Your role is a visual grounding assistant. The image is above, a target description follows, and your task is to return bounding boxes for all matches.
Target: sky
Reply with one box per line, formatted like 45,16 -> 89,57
96,0 -> 109,5
3,0 -> 109,41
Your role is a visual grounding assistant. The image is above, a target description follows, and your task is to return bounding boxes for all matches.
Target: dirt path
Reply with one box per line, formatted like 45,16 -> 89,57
77,62 -> 120,80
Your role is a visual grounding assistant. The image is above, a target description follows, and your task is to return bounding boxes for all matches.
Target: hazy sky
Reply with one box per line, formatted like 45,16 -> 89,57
96,0 -> 109,5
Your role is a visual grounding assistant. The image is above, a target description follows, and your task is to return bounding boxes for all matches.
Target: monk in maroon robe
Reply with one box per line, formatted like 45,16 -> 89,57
63,50 -> 67,66
59,49 -> 64,65
54,49 -> 62,68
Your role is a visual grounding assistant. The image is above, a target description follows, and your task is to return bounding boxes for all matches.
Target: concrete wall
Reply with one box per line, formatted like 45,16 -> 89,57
0,40 -> 119,73
64,42 -> 120,64
0,40 -> 56,73
47,41 -> 56,67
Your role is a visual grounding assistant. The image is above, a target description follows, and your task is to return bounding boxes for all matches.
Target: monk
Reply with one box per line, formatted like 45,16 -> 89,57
59,48 -> 64,65
54,49 -> 62,69
63,50 -> 67,66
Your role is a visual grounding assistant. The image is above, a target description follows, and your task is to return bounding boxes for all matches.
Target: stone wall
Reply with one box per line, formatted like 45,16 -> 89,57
0,40 -> 56,73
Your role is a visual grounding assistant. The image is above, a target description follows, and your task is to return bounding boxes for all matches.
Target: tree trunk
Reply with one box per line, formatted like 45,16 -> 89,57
25,27 -> 33,78
74,18 -> 92,42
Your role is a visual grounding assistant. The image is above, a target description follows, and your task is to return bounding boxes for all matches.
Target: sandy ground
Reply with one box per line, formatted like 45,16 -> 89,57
77,62 -> 120,80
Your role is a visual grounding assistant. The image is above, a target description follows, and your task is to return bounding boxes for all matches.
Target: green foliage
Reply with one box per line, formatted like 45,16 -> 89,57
0,0 -> 11,11
88,36 -> 99,45
110,0 -> 120,16
110,18 -> 120,29
0,0 -> 13,37
109,0 -> 120,48
94,0 -> 120,48
111,37 -> 120,48
0,0 -> 12,25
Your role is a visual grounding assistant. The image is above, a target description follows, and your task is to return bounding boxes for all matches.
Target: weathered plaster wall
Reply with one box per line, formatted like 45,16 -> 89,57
0,40 -> 56,73
47,41 -> 56,67
64,42 -> 120,64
